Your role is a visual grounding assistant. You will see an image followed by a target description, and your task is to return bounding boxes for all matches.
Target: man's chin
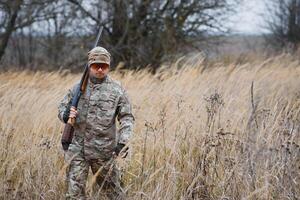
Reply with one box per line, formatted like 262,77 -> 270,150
96,74 -> 104,78
91,74 -> 105,79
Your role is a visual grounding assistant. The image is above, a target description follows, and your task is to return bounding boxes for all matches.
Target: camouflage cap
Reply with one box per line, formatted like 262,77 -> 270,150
88,46 -> 111,66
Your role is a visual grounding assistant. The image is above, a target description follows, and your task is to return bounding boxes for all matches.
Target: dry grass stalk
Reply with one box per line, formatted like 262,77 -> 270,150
0,53 -> 299,199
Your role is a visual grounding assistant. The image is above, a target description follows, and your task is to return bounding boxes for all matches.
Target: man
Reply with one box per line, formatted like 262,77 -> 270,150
58,46 -> 134,199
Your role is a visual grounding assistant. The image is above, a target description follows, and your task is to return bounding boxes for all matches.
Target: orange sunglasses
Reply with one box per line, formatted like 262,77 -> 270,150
90,63 -> 109,70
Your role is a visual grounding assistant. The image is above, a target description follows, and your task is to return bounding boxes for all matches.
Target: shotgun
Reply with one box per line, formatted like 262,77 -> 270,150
61,26 -> 103,151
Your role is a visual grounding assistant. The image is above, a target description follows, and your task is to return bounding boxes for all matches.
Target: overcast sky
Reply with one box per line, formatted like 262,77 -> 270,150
228,0 -> 269,34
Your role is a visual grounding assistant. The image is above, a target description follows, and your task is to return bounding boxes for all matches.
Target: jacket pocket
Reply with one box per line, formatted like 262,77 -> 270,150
91,94 -> 118,128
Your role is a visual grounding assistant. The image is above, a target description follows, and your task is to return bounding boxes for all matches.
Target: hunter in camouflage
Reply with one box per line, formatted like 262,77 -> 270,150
58,47 -> 134,199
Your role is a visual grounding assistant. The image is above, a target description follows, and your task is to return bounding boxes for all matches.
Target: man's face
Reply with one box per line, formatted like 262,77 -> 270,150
89,63 -> 110,79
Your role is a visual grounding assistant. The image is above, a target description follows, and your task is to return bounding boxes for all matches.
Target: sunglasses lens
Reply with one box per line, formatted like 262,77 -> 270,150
91,64 -> 108,70
101,64 -> 108,70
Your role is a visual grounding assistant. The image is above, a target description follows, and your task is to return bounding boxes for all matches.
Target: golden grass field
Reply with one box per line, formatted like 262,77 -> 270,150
0,53 -> 299,199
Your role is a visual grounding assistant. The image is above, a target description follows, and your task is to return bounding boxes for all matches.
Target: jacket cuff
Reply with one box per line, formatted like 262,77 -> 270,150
118,135 -> 130,145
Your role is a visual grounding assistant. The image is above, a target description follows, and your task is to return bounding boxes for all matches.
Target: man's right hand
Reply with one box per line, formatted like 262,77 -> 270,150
69,106 -> 78,118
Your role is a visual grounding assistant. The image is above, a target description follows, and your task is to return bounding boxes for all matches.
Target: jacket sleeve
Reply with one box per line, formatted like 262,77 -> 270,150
57,83 -> 79,123
117,88 -> 135,144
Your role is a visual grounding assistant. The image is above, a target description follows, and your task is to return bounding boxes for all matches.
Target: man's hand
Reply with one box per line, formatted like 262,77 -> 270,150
114,143 -> 129,158
69,106 -> 78,118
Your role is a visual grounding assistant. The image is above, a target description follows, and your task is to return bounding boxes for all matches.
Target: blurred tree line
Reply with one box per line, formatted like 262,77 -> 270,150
1,0 -> 299,71
0,0 -> 234,71
265,0 -> 300,50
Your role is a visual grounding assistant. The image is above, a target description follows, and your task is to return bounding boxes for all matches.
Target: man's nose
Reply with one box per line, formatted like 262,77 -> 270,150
97,67 -> 103,72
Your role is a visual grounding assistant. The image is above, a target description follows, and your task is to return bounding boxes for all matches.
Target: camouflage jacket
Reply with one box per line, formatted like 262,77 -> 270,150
58,75 -> 134,160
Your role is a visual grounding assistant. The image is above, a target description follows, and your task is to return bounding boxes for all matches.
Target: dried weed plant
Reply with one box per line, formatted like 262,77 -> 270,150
0,53 -> 299,199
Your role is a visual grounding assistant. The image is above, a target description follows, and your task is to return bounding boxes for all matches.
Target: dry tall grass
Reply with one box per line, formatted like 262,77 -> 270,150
0,53 -> 299,200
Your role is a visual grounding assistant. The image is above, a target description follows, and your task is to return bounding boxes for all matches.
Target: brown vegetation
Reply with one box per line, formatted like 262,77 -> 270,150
0,54 -> 299,199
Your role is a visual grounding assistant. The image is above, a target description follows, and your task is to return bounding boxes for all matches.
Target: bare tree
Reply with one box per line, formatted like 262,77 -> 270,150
265,0 -> 300,50
67,0 -> 235,70
0,0 -> 23,61
0,0 -> 56,64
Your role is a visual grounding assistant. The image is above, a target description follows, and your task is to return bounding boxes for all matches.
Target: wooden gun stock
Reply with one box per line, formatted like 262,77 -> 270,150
61,118 -> 75,151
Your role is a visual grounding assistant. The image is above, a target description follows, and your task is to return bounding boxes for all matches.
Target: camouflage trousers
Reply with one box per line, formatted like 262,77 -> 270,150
65,152 -> 125,200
